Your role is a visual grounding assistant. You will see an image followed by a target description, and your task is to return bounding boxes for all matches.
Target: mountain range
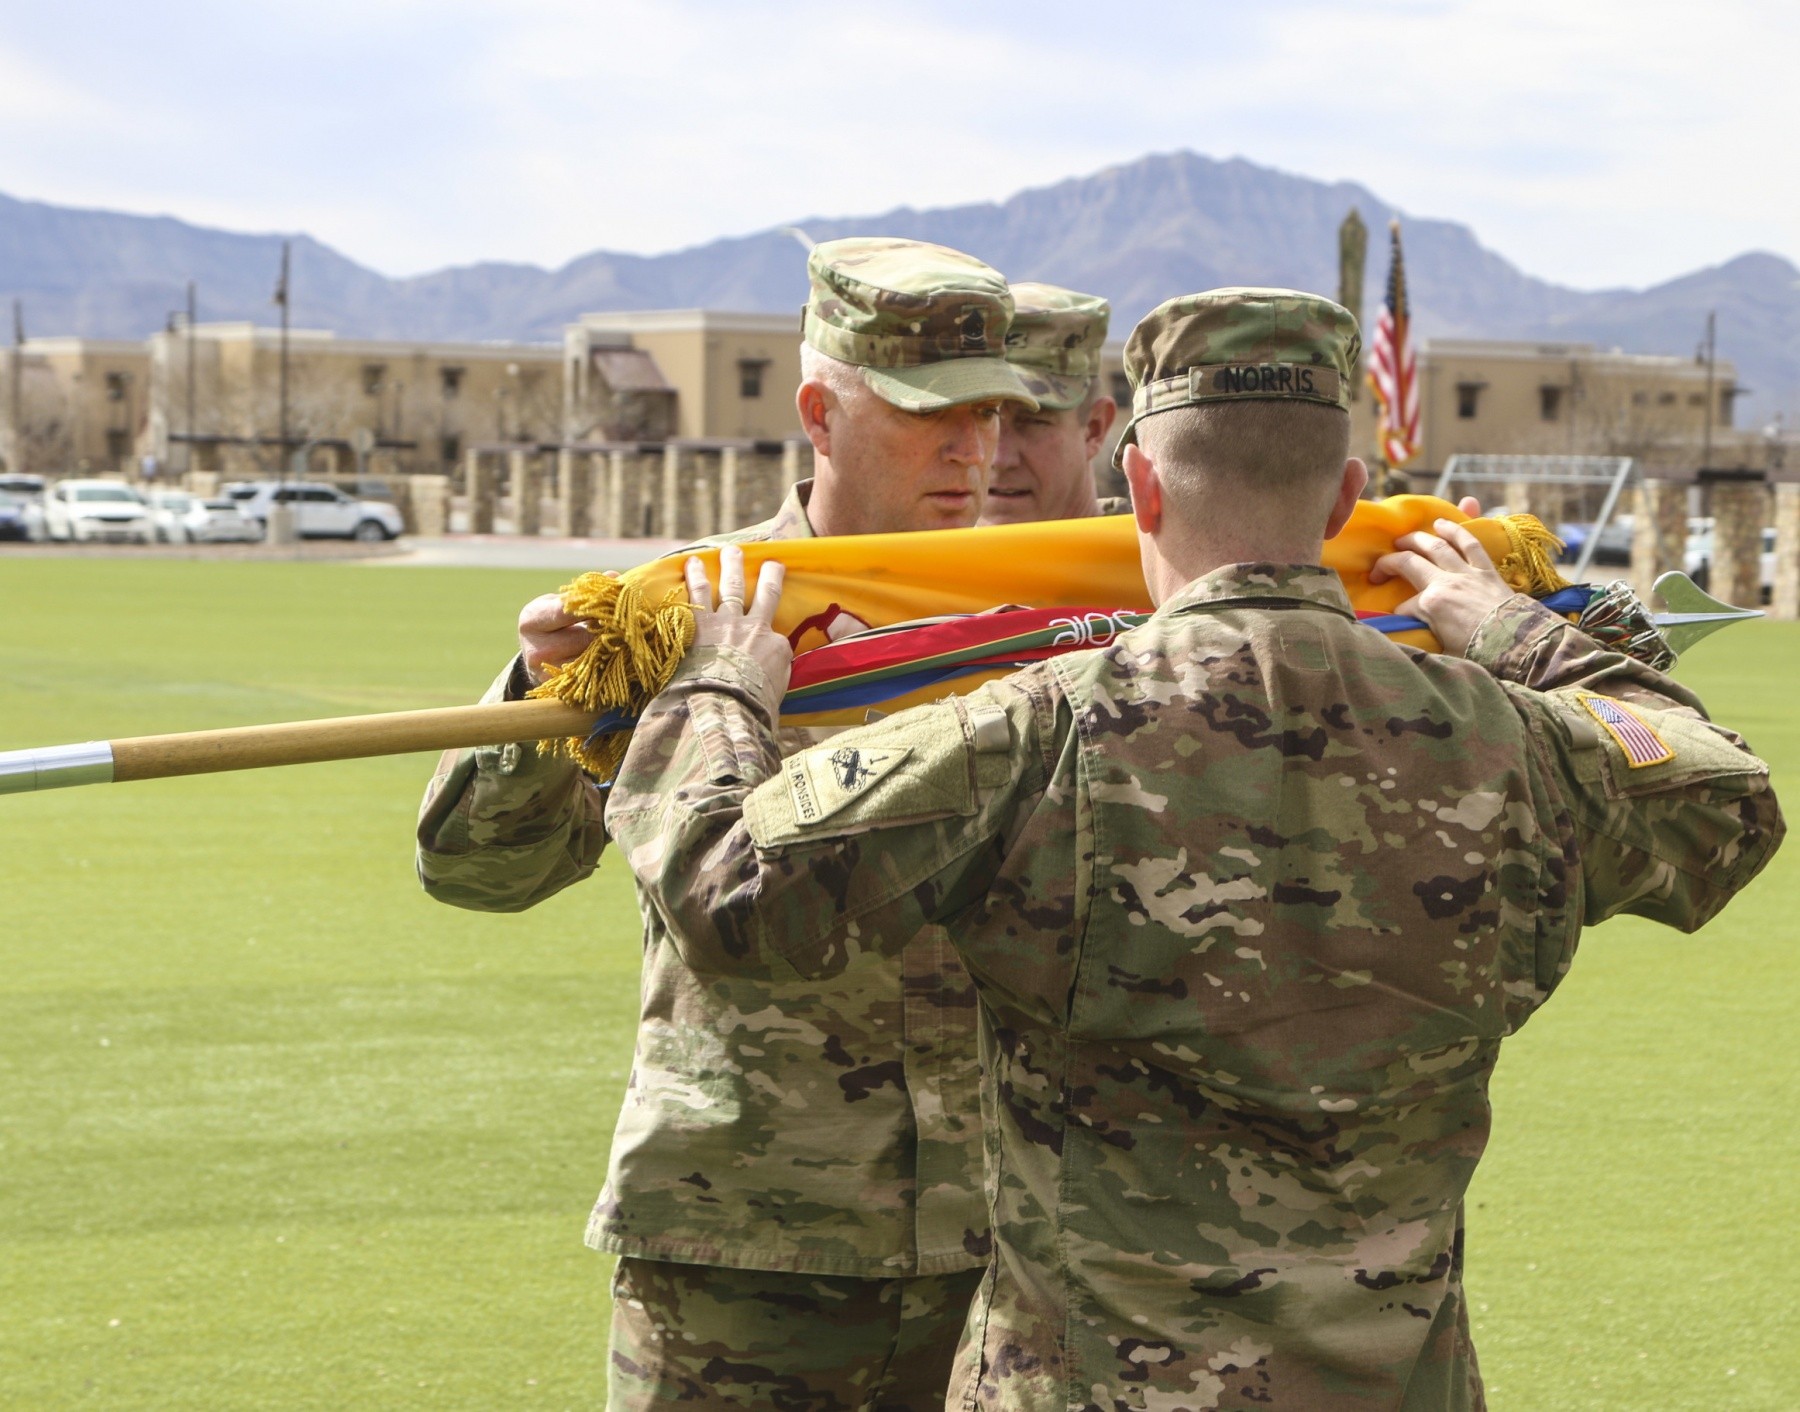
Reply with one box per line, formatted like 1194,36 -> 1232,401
2,151 -> 1796,424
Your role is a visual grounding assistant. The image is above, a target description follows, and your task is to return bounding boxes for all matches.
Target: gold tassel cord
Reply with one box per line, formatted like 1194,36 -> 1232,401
527,571 -> 697,778
1493,514 -> 1571,598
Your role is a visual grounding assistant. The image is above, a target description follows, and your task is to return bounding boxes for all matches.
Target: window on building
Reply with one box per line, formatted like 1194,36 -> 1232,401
440,366 -> 464,399
1539,386 -> 1563,421
738,358 -> 770,399
363,364 -> 386,397
1687,393 -> 1705,407
1657,391 -> 1677,407
1455,382 -> 1483,419
105,372 -> 129,402
441,433 -> 461,466
1110,372 -> 1133,406
1632,391 -> 1649,406
106,430 -> 129,459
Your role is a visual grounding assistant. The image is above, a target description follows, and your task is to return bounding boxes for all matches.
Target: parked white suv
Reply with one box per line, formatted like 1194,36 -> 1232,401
233,483 -> 404,541
44,480 -> 155,544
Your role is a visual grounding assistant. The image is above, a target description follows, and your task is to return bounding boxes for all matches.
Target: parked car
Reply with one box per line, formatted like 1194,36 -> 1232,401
0,474 -> 47,541
147,490 -> 263,543
1684,516 -> 1775,602
233,482 -> 404,541
1556,515 -> 1634,566
43,480 -> 155,544
0,473 -> 46,498
0,490 -> 44,541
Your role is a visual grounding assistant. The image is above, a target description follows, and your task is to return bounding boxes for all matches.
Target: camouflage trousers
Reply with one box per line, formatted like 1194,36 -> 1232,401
606,1257 -> 985,1412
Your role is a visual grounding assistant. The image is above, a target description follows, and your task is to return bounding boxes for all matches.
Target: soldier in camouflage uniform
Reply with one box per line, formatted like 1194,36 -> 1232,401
603,288 -> 1785,1411
417,238 -> 1045,1410
982,282 -> 1128,524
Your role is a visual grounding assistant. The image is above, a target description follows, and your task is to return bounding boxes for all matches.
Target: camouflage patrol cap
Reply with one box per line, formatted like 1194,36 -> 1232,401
802,237 -> 1037,411
1112,287 -> 1360,468
1003,282 -> 1110,411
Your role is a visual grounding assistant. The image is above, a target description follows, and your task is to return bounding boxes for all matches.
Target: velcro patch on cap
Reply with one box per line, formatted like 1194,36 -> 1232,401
1132,364 -> 1346,421
1578,694 -> 1675,768
1189,362 -> 1343,403
785,745 -> 912,825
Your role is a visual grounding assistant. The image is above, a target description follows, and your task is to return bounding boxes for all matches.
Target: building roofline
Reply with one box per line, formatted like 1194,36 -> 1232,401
18,337 -> 150,356
1424,338 -> 1600,358
573,309 -> 801,336
1422,338 -> 1735,380
153,323 -> 561,359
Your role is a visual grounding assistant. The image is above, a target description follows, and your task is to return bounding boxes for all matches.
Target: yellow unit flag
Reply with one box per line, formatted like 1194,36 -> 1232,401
532,496 -> 1566,775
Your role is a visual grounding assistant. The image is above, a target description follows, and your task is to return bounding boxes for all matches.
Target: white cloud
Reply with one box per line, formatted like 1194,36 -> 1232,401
0,42 -> 149,134
0,0 -> 1794,289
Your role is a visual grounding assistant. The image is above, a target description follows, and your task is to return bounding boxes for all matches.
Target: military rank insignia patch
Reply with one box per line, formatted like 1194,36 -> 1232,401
1578,693 -> 1675,768
785,745 -> 912,825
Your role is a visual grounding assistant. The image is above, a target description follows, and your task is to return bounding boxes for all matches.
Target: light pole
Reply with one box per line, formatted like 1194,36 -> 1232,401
273,242 -> 291,479
185,280 -> 197,479
1699,310 -> 1717,471
7,299 -> 22,475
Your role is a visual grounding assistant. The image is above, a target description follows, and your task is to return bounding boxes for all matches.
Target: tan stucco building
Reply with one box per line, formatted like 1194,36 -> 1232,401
1351,338 -> 1740,477
564,310 -> 802,443
144,323 -> 563,480
0,338 -> 152,478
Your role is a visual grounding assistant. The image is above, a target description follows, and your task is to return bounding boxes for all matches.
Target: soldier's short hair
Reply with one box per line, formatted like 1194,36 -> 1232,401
1138,399 -> 1349,510
1077,376 -> 1110,417
799,342 -> 868,406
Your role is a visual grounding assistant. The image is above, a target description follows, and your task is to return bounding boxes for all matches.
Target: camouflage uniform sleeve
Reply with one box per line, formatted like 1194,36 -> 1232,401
1466,592 -> 1705,715
1468,594 -> 1785,931
605,657 -> 1049,980
415,655 -> 609,912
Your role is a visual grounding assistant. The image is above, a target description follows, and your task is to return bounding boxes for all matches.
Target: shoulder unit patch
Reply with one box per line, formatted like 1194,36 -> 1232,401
1578,693 -> 1675,768
785,745 -> 912,825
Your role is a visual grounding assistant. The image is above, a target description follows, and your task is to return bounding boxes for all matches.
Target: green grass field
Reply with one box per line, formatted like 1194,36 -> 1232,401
1,558 -> 1795,1410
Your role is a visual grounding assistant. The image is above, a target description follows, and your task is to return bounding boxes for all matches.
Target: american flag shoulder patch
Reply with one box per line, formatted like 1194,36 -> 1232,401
1578,694 -> 1675,768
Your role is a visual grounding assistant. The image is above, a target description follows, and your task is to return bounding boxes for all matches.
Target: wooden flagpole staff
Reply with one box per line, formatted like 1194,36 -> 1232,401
0,698 -> 594,795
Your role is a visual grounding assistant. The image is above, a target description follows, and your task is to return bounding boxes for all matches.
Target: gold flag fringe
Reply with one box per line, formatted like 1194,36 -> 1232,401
526,571 -> 696,779
1493,514 -> 1571,598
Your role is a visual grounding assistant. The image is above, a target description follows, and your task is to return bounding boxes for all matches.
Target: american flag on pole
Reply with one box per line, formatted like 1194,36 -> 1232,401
1368,220 -> 1421,468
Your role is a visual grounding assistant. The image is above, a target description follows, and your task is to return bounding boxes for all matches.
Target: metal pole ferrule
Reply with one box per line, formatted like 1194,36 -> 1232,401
0,741 -> 115,795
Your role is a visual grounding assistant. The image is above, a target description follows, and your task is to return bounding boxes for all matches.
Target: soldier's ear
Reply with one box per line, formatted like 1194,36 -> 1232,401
1324,456 -> 1370,539
796,381 -> 833,457
1122,443 -> 1162,535
1084,396 -> 1118,457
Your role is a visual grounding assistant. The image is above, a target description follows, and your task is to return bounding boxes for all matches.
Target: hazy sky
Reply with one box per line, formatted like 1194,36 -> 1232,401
2,0 -> 1795,290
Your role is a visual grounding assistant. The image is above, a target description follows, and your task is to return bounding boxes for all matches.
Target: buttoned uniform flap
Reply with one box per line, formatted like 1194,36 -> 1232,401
746,699 -> 990,850
1542,691 -> 1768,801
